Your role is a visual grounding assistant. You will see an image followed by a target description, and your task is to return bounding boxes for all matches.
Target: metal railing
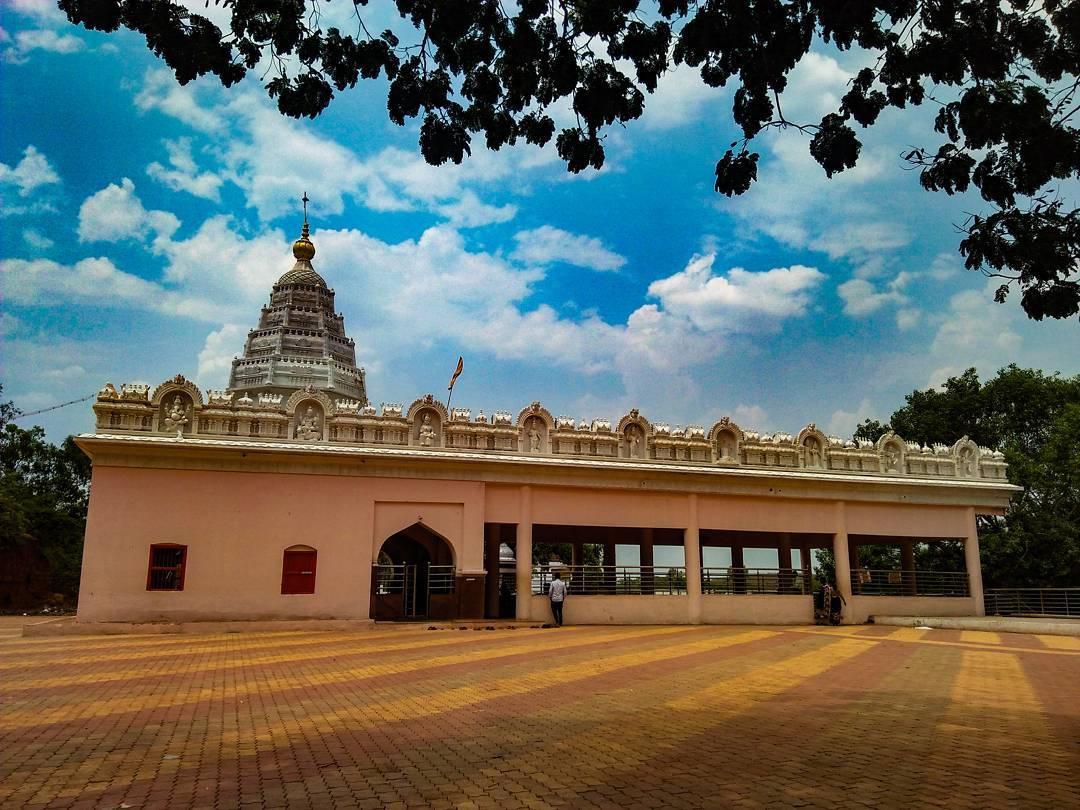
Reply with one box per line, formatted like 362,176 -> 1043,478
428,565 -> 457,594
373,564 -> 456,594
701,567 -> 810,595
532,565 -> 687,595
849,569 -> 970,597
374,564 -> 407,595
985,588 -> 1079,617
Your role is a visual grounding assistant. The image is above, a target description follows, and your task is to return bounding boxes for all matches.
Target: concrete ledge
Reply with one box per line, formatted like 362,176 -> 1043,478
22,617 -> 376,637
871,614 -> 1080,637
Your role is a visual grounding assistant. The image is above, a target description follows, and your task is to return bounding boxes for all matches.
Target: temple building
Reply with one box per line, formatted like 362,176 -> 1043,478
74,215 -> 1018,628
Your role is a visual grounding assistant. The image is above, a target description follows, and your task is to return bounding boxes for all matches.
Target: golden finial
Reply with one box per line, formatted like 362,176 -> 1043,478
292,192 -> 315,260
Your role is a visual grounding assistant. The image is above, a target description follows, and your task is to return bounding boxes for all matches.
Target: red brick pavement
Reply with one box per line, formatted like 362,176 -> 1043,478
1,624 -> 1076,809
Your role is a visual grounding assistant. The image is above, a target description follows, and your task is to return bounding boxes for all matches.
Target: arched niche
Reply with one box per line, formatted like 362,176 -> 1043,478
709,419 -> 744,462
952,437 -> 980,477
516,402 -> 554,453
290,399 -> 326,442
150,374 -> 204,408
796,424 -> 829,469
157,390 -> 196,437
616,410 -> 652,459
876,431 -> 906,474
406,395 -> 448,448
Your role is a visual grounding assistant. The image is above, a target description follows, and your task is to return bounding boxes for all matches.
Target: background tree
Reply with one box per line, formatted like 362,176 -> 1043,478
853,366 -> 1080,586
59,1 -> 1079,319
0,387 -> 91,607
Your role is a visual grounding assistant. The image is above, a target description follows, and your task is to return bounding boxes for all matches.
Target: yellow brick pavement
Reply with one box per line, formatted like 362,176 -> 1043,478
0,624 -> 1076,809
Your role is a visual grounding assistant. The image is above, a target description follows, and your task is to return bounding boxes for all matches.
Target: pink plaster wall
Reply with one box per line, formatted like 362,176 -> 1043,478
78,466 -> 485,622
78,458 -> 987,624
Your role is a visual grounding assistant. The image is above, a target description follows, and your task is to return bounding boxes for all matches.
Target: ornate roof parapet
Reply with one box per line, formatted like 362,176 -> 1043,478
88,379 -> 1011,480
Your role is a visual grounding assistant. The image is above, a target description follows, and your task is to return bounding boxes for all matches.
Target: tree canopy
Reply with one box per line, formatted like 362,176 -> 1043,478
855,366 -> 1080,587
0,388 -> 91,605
59,1 -> 1080,320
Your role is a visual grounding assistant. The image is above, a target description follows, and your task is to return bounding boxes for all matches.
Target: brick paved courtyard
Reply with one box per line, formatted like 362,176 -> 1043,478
1,621 -> 1077,809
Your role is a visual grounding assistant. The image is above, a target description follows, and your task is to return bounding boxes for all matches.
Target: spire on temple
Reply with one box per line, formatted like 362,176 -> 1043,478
226,192 -> 368,405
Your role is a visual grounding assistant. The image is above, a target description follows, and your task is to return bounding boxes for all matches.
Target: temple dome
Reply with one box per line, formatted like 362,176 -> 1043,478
277,220 -> 325,287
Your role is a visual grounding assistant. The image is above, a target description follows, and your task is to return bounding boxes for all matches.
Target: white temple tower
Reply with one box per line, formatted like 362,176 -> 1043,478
226,211 -> 368,404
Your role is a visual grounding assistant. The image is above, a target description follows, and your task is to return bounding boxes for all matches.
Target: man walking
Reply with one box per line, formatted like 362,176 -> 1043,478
549,569 -> 568,626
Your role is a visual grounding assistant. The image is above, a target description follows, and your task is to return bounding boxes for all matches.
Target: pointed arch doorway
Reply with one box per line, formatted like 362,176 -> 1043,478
370,523 -> 458,620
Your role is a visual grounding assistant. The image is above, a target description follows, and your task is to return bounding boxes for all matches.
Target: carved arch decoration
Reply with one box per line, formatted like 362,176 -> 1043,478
285,387 -> 333,442
796,423 -> 829,469
151,374 -> 204,407
709,417 -> 744,463
407,394 -> 449,448
952,436 -> 981,478
284,386 -> 335,416
616,409 -> 653,459
875,431 -> 907,474
516,401 -> 555,454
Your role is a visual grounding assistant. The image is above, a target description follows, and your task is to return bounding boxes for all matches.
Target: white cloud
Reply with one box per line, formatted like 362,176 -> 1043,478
434,191 -> 517,228
77,178 -> 180,247
732,404 -> 769,431
0,145 -> 60,197
641,66 -> 723,131
134,68 -> 224,133
827,397 -> 875,438
927,283 -> 1023,386
838,277 -> 903,316
511,226 -> 627,272
646,254 -> 824,331
22,228 -> 53,250
197,324 -> 247,386
131,70 -> 550,227
147,138 -> 223,201
2,28 -> 85,63
0,256 -> 230,321
928,251 -> 962,280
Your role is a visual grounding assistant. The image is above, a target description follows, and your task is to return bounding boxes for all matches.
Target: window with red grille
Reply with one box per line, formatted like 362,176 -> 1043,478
147,544 -> 186,591
281,546 -> 317,594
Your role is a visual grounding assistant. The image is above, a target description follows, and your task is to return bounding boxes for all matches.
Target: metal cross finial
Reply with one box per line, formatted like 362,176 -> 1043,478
301,191 -> 310,223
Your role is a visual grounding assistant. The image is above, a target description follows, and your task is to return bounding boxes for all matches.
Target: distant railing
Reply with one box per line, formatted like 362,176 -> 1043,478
701,567 -> 809,595
428,565 -> 457,594
850,569 -> 970,597
532,565 -> 687,595
985,588 -> 1079,617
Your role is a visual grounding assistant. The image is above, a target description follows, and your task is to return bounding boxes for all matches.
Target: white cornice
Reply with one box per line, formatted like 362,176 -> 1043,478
76,432 -> 1020,510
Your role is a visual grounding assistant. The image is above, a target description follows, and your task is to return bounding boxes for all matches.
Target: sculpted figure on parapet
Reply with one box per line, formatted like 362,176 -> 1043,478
296,407 -> 321,441
419,414 -> 436,447
163,396 -> 188,438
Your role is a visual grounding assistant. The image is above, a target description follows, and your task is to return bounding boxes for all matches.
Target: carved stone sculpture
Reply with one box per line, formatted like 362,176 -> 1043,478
805,439 -> 822,468
627,427 -> 641,458
419,414 -> 436,447
527,419 -> 542,452
296,407 -> 321,441
163,395 -> 188,438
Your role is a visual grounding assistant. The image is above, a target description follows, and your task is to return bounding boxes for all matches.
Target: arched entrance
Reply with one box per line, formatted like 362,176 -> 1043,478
370,523 -> 457,620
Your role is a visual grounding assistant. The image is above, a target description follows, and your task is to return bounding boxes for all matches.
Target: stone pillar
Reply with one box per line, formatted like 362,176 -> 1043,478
799,541 -> 812,593
964,507 -> 985,616
732,544 -> 746,594
640,528 -> 655,595
515,487 -> 533,621
900,539 -> 916,596
484,523 -> 502,619
833,502 -> 853,622
778,533 -> 793,593
603,534 -> 617,593
685,495 -> 702,623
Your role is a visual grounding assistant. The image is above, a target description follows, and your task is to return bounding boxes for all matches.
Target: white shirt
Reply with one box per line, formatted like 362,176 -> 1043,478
549,579 -> 568,602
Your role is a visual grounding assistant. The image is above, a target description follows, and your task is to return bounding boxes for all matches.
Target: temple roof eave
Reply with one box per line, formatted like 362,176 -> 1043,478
74,432 -> 1020,512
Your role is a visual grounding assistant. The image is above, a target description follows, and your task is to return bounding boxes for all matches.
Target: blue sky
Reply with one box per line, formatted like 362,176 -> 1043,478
2,0 -> 1078,444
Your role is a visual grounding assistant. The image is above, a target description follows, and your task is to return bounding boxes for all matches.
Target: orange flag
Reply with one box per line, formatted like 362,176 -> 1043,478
448,356 -> 464,391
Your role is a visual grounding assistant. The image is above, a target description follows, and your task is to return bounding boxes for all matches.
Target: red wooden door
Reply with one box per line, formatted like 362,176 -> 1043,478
281,549 -> 317,594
